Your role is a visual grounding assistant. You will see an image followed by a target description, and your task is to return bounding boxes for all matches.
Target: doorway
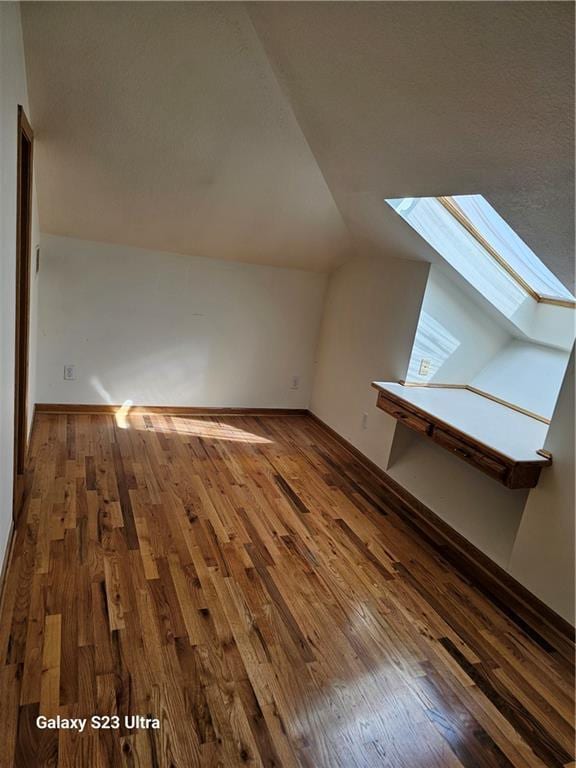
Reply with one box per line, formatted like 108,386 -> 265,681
13,105 -> 33,520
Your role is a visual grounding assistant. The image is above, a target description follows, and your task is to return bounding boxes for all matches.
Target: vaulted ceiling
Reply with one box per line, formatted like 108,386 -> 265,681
21,2 -> 350,271
22,2 -> 574,287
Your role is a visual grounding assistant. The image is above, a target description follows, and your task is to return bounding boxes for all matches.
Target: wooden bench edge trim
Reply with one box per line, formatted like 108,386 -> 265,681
373,385 -> 551,467
306,410 -> 575,652
382,380 -> 551,426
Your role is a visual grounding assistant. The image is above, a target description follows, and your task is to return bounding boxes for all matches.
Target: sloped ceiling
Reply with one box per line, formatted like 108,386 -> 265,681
22,2 -> 574,286
20,2 -> 351,271
248,1 -> 574,288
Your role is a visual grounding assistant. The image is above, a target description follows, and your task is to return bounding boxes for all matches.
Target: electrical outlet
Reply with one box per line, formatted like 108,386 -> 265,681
290,375 -> 300,390
63,364 -> 76,381
361,412 -> 368,430
418,358 -> 432,376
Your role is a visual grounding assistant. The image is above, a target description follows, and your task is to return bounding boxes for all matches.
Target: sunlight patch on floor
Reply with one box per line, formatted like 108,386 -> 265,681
115,400 -> 134,429
173,419 -> 273,444
139,416 -> 274,444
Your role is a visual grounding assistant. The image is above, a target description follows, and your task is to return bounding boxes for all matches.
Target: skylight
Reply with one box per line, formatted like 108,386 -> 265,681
386,194 -> 575,318
445,196 -> 574,302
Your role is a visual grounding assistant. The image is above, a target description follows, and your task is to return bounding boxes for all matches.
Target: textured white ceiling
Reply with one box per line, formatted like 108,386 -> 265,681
249,1 -> 575,288
22,2 -> 574,286
21,2 -> 351,271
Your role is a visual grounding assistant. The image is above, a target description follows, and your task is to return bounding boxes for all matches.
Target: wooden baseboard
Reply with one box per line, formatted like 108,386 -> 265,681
1,407 -> 39,615
35,403 -> 308,416
306,411 -> 575,655
0,523 -> 16,622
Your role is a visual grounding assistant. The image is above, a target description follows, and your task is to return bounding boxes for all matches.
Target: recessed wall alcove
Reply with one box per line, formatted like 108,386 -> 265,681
373,195 -> 575,565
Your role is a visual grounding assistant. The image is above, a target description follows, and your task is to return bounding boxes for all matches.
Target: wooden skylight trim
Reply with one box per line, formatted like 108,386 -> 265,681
437,196 -> 576,309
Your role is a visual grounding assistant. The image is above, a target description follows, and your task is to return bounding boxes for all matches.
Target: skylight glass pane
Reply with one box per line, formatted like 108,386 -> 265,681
452,195 -> 574,301
387,196 -> 528,318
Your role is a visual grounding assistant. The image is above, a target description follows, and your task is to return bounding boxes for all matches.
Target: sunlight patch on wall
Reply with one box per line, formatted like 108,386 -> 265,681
406,311 -> 461,382
90,375 -> 114,404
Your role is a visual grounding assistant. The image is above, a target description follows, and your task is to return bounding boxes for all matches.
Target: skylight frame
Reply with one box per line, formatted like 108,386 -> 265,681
436,196 -> 576,309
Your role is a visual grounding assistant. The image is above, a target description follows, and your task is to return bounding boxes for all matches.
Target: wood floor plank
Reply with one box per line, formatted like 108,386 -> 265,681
0,663 -> 22,767
39,613 -> 61,716
0,412 -> 572,767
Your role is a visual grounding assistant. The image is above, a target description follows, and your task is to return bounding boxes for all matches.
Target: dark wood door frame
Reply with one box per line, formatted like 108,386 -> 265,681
13,105 -> 34,520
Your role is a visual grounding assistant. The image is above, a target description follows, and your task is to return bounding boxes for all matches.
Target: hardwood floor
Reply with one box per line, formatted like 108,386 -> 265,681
0,412 -> 573,767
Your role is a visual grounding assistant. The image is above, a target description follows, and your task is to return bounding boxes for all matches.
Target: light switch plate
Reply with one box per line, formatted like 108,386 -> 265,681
418,359 -> 432,376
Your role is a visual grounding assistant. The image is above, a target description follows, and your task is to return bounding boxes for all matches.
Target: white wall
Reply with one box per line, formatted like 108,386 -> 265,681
0,3 -> 40,562
471,340 -> 570,420
408,268 -> 570,421
310,252 -> 429,469
37,235 -> 326,408
407,265 -> 510,383
510,298 -> 575,352
508,352 -> 575,623
386,428 -> 528,567
311,254 -> 531,569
